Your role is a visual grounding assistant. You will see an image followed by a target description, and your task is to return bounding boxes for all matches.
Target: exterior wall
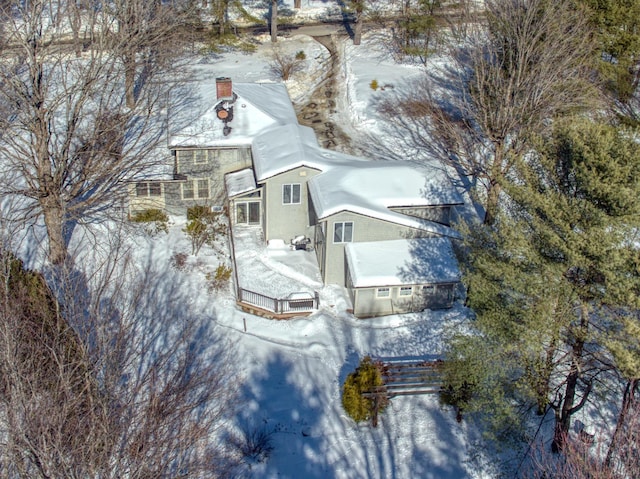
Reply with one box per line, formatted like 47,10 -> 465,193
321,211 -> 434,286
262,166 -> 321,243
389,205 -> 455,226
350,282 -> 458,318
143,147 -> 252,216
174,147 -> 252,204
128,182 -> 166,215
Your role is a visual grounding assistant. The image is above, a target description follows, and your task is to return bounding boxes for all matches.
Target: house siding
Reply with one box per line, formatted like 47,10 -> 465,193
174,147 -> 252,205
321,211 -> 434,286
389,205 -> 454,226
350,283 -> 458,318
128,183 -> 166,215
262,166 -> 321,243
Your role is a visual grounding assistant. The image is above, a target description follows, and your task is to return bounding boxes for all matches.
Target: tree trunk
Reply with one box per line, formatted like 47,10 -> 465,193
552,313 -> 589,453
294,0 -> 301,8
270,0 -> 278,43
484,180 -> 501,225
353,11 -> 362,45
125,54 -> 136,109
41,198 -> 67,265
605,378 -> 638,468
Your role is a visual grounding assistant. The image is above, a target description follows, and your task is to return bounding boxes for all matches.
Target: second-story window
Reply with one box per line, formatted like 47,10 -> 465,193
282,184 -> 301,204
194,150 -> 208,165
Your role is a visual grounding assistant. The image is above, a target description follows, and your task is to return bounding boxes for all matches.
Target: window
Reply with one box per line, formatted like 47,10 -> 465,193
135,182 -> 162,197
182,179 -> 209,200
197,179 -> 209,199
236,201 -> 260,225
282,184 -> 301,204
194,150 -> 208,164
399,286 -> 413,297
376,287 -> 390,298
333,221 -> 353,243
423,285 -> 435,294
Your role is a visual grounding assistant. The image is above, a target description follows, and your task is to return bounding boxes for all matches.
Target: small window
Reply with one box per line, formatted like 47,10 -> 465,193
148,183 -> 161,197
178,150 -> 193,164
333,221 -> 353,243
197,179 -> 209,199
399,286 -> 413,297
135,182 -> 148,197
182,180 -> 194,199
282,184 -> 301,204
423,285 -> 435,294
194,150 -> 208,165
136,182 -> 162,197
182,179 -> 209,200
376,287 -> 390,298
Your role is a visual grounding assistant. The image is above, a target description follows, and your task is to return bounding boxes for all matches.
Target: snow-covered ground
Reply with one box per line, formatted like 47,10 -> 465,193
131,24 -> 493,478
6,13 -> 493,477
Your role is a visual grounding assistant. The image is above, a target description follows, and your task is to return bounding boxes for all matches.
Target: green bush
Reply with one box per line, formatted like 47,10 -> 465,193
342,356 -> 387,423
187,205 -> 213,221
131,209 -> 169,235
184,206 -> 227,256
369,79 -> 379,91
206,265 -> 232,292
295,50 -> 306,60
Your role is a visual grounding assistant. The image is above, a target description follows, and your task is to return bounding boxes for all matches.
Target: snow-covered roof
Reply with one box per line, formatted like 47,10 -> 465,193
168,82 -> 298,148
345,238 -> 461,288
251,123 -> 369,181
307,162 -> 463,237
225,168 -> 257,198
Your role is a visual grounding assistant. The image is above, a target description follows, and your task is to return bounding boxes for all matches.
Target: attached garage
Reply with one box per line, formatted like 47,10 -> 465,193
345,238 -> 461,318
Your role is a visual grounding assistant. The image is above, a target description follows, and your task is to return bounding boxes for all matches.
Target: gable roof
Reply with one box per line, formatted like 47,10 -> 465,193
251,123 -> 369,182
168,82 -> 298,148
345,238 -> 461,288
307,162 -> 463,237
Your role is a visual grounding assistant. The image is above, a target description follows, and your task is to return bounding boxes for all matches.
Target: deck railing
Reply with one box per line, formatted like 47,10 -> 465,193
238,288 -> 319,314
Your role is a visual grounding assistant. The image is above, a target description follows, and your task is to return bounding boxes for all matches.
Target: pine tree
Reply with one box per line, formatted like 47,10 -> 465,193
450,118 -> 640,454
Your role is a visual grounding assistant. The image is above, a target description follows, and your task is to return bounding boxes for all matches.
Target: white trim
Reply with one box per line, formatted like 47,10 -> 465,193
182,178 -> 210,200
333,221 -> 353,243
376,287 -> 390,298
282,183 -> 301,205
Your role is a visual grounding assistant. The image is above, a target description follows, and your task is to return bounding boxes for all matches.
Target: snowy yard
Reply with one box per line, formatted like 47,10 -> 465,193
135,18 -> 489,476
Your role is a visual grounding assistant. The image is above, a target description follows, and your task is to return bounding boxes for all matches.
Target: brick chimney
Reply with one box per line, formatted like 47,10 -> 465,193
216,77 -> 233,101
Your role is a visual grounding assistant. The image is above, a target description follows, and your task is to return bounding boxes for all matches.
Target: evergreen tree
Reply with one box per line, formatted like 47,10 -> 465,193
578,0 -> 640,119
450,118 -> 640,454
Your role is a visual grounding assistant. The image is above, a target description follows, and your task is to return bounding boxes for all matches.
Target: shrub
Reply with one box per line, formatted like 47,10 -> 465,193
184,206 -> 227,256
206,265 -> 232,292
342,356 -> 387,423
369,79 -> 379,91
170,252 -> 188,271
187,205 -> 213,222
230,423 -> 274,465
269,47 -> 305,81
131,209 -> 169,235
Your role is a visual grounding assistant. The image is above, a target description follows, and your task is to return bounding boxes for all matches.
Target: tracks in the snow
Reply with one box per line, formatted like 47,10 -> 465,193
296,35 -> 353,152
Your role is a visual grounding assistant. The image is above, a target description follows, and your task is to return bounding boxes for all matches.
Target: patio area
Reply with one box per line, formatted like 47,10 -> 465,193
230,225 -> 323,317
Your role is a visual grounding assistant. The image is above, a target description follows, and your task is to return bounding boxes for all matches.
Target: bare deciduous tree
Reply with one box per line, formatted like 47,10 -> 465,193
0,0 -> 192,265
378,0 -> 601,223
